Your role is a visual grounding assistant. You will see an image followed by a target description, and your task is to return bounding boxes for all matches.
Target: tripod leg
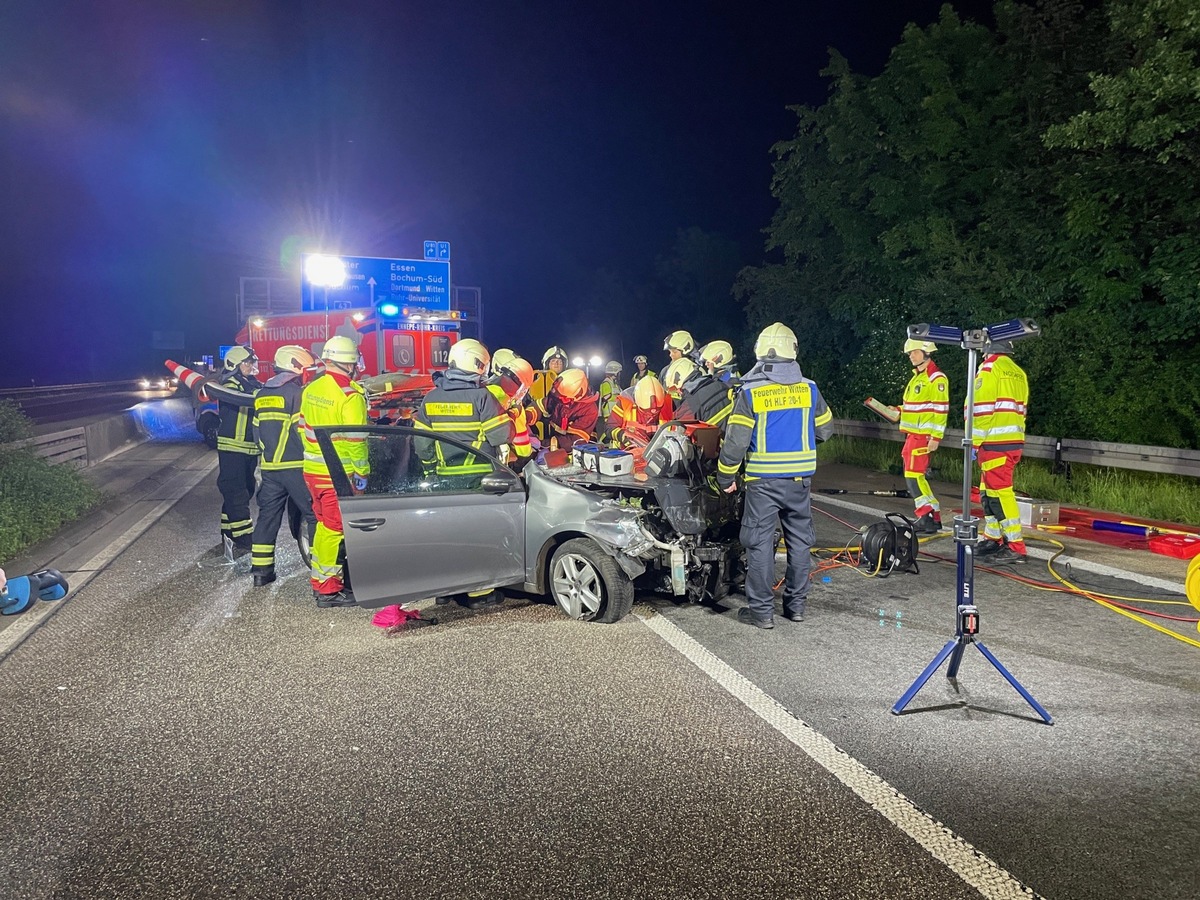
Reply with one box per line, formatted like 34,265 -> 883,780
891,638 -> 962,715
973,641 -> 1054,725
946,640 -> 968,680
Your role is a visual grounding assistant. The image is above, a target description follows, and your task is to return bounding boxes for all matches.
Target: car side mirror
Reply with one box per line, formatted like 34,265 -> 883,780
480,470 -> 520,494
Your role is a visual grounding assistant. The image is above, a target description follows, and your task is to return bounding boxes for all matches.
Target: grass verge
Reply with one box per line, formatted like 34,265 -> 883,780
818,435 -> 1200,526
0,400 -> 102,564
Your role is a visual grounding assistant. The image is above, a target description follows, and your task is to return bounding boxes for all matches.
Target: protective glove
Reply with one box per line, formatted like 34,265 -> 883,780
970,448 -> 978,462
351,474 -> 368,492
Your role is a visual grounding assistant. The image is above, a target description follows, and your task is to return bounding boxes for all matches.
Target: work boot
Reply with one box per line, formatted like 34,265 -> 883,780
232,535 -> 254,553
988,546 -> 1028,566
459,590 -> 503,610
913,513 -> 941,535
784,606 -> 806,622
737,607 -> 774,630
315,589 -> 357,608
975,538 -> 1004,556
252,571 -> 276,588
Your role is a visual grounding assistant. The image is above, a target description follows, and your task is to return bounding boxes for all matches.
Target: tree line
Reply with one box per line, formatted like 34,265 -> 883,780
733,0 -> 1200,449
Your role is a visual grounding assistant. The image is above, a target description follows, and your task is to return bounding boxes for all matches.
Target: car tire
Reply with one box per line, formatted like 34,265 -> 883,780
549,537 -> 634,624
198,414 -> 219,450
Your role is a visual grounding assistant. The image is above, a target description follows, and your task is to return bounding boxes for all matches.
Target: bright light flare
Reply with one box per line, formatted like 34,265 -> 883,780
305,254 -> 347,287
571,357 -> 584,367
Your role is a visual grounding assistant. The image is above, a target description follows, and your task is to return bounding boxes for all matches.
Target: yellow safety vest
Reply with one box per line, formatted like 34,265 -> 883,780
299,373 -> 369,479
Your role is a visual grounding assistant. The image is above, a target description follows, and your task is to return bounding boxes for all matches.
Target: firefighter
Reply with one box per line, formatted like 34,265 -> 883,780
216,345 -> 262,550
717,323 -> 834,629
543,368 -> 599,451
598,360 -> 623,419
530,345 -> 568,441
664,330 -> 695,363
248,345 -> 318,588
299,335 -> 369,608
487,353 -> 536,469
897,339 -> 950,535
416,339 -> 511,610
629,354 -> 655,388
970,338 -> 1030,565
664,357 -> 735,432
698,340 -> 739,383
415,338 -> 511,476
604,374 -> 672,449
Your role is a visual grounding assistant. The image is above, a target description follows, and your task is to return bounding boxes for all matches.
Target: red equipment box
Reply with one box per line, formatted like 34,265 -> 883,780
1147,534 -> 1200,560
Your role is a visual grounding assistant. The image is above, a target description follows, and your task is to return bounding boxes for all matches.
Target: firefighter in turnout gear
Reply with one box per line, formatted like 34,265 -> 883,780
897,339 -> 949,535
487,352 -> 535,469
248,345 -> 318,588
664,330 -> 695,363
216,345 -> 262,549
969,339 -> 1030,565
665,357 -> 736,433
604,374 -> 672,449
417,339 -> 512,611
530,345 -> 568,442
629,354 -> 655,388
543,367 -> 599,451
299,335 -> 369,608
718,323 -> 834,629
415,339 -> 511,478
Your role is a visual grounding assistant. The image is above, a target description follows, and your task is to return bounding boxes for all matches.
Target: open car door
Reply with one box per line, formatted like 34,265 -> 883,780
314,425 -> 527,608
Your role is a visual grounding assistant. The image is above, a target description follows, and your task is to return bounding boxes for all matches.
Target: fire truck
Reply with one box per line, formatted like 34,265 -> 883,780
235,309 -> 461,381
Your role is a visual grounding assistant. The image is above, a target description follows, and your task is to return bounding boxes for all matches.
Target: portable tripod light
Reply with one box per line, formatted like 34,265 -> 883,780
890,318 -> 1053,724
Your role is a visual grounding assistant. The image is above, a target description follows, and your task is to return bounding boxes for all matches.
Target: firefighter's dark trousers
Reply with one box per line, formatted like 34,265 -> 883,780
217,450 -> 259,542
741,476 -> 814,622
250,468 -> 316,577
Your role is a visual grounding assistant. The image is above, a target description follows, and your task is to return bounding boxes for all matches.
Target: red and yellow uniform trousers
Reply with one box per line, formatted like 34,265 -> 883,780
969,353 -> 1029,553
899,362 -> 948,521
299,371 -> 369,595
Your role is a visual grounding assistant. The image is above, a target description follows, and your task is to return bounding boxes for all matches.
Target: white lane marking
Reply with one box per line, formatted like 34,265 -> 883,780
640,612 -> 1039,900
816,495 -> 1185,594
0,456 -> 218,660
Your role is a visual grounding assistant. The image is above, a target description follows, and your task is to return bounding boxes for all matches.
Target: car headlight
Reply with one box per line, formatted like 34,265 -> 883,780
139,378 -> 151,389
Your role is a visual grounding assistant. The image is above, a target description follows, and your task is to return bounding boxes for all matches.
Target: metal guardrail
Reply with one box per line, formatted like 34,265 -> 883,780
0,428 -> 89,468
833,419 -> 1200,479
0,380 -> 140,400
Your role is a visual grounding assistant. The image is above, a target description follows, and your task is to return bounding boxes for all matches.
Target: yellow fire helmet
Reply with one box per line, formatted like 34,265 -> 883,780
662,357 -> 700,393
490,348 -> 519,379
753,322 -> 798,361
903,339 -> 937,355
699,340 -> 734,370
223,345 -> 256,371
663,330 -> 695,354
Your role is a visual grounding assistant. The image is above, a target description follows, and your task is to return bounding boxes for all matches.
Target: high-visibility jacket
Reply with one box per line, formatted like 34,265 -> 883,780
299,371 -> 369,480
604,391 -> 673,448
415,368 -> 510,475
216,370 -> 262,455
529,370 -> 558,441
629,367 -> 656,388
598,376 -> 622,419
900,361 -> 949,440
487,383 -> 532,460
675,374 -> 736,431
253,372 -> 306,471
717,360 -> 833,484
969,353 -> 1028,451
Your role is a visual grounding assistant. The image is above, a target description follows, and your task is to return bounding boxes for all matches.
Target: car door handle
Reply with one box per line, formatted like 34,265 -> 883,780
348,518 -> 386,531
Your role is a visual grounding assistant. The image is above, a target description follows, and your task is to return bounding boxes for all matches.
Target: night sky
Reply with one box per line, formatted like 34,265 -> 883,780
0,0 -> 996,386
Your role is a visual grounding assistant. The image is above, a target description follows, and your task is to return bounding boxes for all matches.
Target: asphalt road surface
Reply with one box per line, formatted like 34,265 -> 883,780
0,445 -> 1196,899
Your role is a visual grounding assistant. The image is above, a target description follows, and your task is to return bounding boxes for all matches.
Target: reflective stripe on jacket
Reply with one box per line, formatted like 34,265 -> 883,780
676,375 -> 735,431
416,369 -> 510,474
253,372 -> 305,471
718,360 -> 833,483
487,383 -> 532,459
299,371 -> 369,479
969,354 -> 1028,450
216,371 -> 262,455
899,362 -> 949,439
604,391 -> 672,448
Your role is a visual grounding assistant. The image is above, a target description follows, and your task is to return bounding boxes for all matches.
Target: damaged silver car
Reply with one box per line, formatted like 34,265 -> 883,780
311,423 -> 745,622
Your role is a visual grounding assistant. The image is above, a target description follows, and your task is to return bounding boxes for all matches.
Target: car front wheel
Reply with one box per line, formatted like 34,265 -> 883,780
549,538 -> 634,624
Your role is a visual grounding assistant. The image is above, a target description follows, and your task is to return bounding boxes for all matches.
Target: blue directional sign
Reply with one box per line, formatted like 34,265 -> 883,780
423,241 -> 437,260
437,241 -> 451,260
301,254 -> 452,312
